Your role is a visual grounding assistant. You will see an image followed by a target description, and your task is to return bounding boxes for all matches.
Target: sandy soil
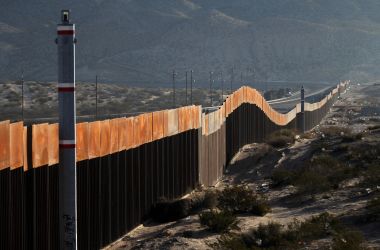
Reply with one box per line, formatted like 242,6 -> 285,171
106,82 -> 380,250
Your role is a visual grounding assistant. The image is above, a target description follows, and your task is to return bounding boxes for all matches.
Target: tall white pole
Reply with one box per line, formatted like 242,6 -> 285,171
56,10 -> 77,250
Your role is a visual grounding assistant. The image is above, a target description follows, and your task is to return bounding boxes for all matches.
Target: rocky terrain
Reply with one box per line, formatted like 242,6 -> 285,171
105,82 -> 380,249
2,1 -> 380,85
0,80 -> 300,122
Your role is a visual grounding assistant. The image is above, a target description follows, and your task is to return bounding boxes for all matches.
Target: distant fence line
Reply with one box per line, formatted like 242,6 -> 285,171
0,81 -> 348,250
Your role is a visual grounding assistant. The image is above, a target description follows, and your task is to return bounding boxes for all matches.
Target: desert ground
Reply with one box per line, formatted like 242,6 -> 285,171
0,80 -> 301,122
105,82 -> 380,250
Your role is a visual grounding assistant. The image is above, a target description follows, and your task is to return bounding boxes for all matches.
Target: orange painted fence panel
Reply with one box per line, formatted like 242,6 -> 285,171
32,123 -> 49,168
110,118 -> 119,154
125,117 -> 134,150
76,122 -> 89,162
153,111 -> 164,141
23,126 -> 28,171
100,120 -> 111,157
88,121 -> 101,159
144,113 -> 153,144
118,117 -> 127,151
48,123 -> 59,166
10,122 -> 23,169
0,120 -> 10,170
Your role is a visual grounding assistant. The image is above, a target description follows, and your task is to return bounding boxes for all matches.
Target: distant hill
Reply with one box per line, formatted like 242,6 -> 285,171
1,0 -> 380,86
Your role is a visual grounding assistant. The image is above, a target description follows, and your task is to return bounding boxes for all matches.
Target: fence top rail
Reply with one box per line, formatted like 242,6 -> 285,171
0,81 -> 349,166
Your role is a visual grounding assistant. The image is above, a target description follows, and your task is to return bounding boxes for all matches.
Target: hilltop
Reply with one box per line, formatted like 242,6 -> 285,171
2,0 -> 380,85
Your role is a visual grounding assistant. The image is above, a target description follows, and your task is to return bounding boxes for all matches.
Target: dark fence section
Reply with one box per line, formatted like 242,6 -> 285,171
0,128 -> 200,250
0,83 -> 347,250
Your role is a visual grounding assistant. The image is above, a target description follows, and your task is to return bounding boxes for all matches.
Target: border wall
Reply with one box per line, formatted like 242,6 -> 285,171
0,82 -> 348,249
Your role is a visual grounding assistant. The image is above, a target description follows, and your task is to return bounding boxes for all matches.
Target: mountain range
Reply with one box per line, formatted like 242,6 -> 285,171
1,0 -> 380,87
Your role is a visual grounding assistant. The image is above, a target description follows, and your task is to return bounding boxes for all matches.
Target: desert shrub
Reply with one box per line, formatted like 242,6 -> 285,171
203,189 -> 219,209
363,165 -> 380,188
271,168 -> 295,187
266,129 -> 296,148
293,154 -> 355,196
250,198 -> 271,216
190,193 -> 206,212
320,126 -> 352,137
213,213 -> 366,250
151,197 -> 191,223
251,222 -> 284,248
285,212 -> 342,242
199,210 -> 238,233
341,133 -> 363,143
332,230 -> 365,250
212,233 -> 249,250
368,125 -> 380,131
295,171 -> 330,196
366,197 -> 380,221
217,185 -> 270,215
218,185 -> 257,213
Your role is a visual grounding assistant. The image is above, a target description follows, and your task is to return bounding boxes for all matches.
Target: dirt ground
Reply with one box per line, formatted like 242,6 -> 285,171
106,82 -> 380,250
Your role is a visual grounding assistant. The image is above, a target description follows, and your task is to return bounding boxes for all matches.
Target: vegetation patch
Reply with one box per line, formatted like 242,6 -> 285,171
199,210 -> 238,233
365,197 -> 380,222
271,154 -> 358,197
266,129 -> 296,148
213,213 -> 368,250
151,197 -> 192,223
218,185 -> 271,216
320,126 -> 352,137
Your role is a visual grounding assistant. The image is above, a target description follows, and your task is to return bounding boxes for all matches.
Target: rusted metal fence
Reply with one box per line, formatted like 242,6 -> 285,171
0,82 -> 348,249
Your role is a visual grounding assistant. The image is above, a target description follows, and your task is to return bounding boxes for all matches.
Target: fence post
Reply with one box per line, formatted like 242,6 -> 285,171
301,86 -> 305,133
56,10 -> 77,250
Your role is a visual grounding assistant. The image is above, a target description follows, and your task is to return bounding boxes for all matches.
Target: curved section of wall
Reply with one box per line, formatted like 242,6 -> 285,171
0,80 -> 349,249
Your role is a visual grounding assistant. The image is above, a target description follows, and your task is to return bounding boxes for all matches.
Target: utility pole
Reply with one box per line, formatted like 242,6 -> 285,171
95,75 -> 98,118
220,71 -> 224,103
190,70 -> 193,105
172,70 -> 176,108
56,10 -> 77,250
21,69 -> 24,120
246,67 -> 250,84
209,71 -> 213,106
301,86 -> 305,133
185,71 -> 188,105
230,67 -> 234,94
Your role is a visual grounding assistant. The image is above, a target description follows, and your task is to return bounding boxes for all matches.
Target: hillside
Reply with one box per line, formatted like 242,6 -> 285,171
1,0 -> 380,86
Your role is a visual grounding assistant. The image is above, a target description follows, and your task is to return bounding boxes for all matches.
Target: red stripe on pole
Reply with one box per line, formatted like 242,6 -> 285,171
58,87 -> 75,92
59,144 -> 76,149
57,30 -> 75,35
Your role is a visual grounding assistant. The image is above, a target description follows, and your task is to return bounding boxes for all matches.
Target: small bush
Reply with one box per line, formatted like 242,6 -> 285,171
218,185 -> 257,213
218,185 -> 270,215
295,171 -> 330,196
266,129 -> 296,148
286,212 -> 342,242
320,126 -> 352,137
203,190 -> 219,209
212,233 -> 249,250
342,133 -> 363,143
151,197 -> 191,223
368,125 -> 380,131
267,135 -> 294,148
250,198 -> 271,216
332,230 -> 365,250
199,210 -> 238,233
294,155 -> 354,196
251,222 -> 284,248
271,168 -> 295,187
366,197 -> 380,221
363,165 -> 380,188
